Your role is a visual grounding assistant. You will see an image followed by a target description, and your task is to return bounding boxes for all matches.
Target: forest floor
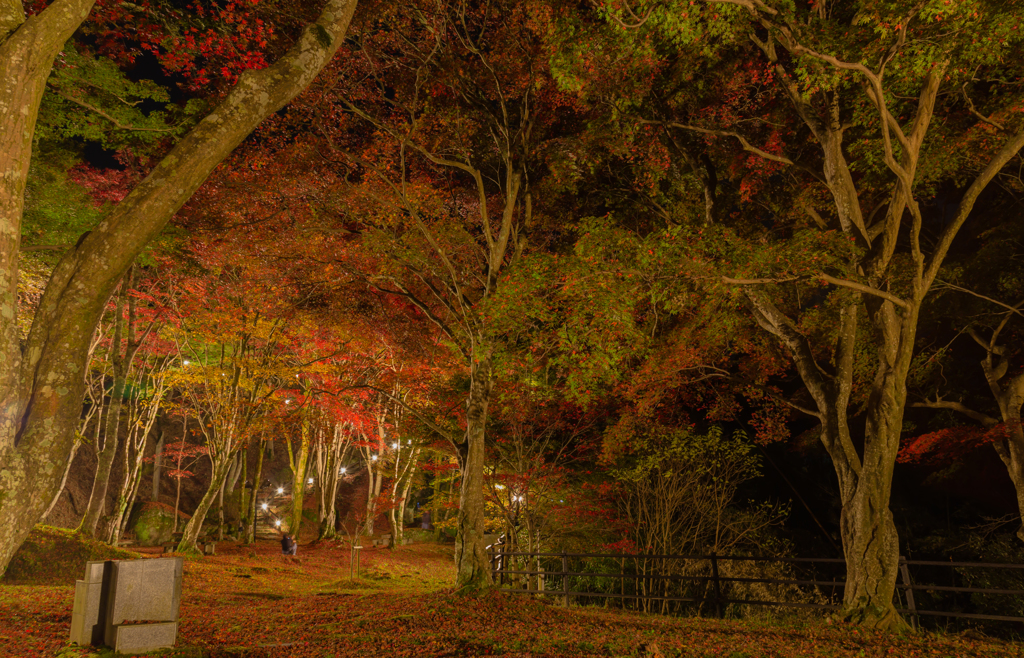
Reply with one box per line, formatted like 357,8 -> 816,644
0,527 -> 1021,657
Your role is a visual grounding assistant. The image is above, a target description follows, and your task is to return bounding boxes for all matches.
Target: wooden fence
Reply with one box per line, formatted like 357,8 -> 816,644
488,549 -> 1024,627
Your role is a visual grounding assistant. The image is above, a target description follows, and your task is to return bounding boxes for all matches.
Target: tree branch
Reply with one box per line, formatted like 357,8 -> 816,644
911,396 -> 1000,428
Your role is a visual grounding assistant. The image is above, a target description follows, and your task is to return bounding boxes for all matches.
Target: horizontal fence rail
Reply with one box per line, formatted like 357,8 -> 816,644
487,548 -> 1024,627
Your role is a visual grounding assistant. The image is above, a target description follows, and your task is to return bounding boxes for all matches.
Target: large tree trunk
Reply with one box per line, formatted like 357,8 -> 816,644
455,353 -> 493,590
993,418 -> 1024,542
0,0 -> 358,576
289,413 -> 312,538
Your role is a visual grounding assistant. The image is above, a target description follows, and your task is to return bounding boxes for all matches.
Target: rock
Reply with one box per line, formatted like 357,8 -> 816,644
133,503 -> 189,547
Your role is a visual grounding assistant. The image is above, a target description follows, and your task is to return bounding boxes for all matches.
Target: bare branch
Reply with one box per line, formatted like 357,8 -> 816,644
911,396 -> 1000,428
935,280 -> 1024,319
817,273 -> 908,309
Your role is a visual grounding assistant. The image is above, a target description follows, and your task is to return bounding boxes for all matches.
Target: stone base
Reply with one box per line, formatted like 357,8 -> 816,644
113,622 -> 178,653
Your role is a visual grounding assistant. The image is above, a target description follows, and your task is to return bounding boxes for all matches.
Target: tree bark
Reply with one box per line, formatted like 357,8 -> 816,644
317,423 -> 348,541
455,353 -> 494,591
0,0 -> 359,576
80,274 -> 135,537
246,439 -> 266,545
289,410 -> 312,538
152,431 -> 165,502
43,438 -> 80,521
177,456 -> 233,553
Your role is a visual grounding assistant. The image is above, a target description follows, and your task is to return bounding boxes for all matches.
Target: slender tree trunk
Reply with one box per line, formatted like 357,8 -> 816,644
152,431 -> 165,501
177,456 -> 233,553
0,0 -> 359,576
364,457 -> 383,536
247,439 -> 266,544
172,417 -> 187,535
217,475 -> 227,542
317,424 -> 347,540
44,439 -> 80,521
237,444 -> 248,538
82,267 -> 144,537
216,454 -> 241,541
455,353 -> 493,590
389,447 -> 420,548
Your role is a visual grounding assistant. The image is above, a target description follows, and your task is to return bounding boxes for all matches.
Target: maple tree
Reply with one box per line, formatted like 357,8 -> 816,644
553,0 -> 1024,627
299,0 -> 599,589
0,0 -> 358,573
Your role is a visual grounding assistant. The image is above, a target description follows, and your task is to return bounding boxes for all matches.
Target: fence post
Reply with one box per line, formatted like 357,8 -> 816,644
562,551 -> 570,607
710,552 -> 723,619
899,556 -> 918,630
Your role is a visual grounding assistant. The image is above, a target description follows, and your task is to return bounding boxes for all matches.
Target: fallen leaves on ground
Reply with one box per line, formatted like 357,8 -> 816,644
1,535 -> 1020,657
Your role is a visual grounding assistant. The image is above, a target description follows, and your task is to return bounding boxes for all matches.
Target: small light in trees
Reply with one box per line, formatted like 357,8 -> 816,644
261,503 -> 269,511
495,484 -> 505,490
371,455 -> 378,461
307,477 -> 314,484
339,467 -> 347,474
183,360 -> 190,366
285,400 -> 291,405
277,487 -> 284,495
275,520 -> 281,527
391,442 -> 398,449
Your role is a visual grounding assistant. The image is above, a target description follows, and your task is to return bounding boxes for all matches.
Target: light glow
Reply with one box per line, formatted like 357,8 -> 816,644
339,467 -> 347,474
307,477 -> 314,484
261,503 -> 268,511
277,487 -> 284,495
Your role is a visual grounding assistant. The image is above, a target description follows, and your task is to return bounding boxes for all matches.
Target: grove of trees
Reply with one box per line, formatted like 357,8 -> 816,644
2,0 -> 1023,632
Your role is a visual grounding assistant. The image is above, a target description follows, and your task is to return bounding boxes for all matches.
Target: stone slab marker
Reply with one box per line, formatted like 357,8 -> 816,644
69,561 -> 113,646
104,557 -> 184,653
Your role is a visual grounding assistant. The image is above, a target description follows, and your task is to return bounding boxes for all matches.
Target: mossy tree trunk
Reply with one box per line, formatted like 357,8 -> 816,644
0,0 -> 358,575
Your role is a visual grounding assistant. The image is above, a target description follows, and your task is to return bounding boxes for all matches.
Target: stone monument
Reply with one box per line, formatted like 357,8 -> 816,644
70,557 -> 184,654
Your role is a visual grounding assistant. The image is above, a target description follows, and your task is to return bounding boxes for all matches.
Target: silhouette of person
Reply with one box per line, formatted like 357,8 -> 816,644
280,531 -> 297,556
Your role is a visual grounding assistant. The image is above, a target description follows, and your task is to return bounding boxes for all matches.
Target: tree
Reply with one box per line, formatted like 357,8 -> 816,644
906,256 -> 1024,540
0,0 -> 358,574
310,0 -> 587,588
313,420 -> 353,540
567,0 -> 1024,627
78,265 -> 158,537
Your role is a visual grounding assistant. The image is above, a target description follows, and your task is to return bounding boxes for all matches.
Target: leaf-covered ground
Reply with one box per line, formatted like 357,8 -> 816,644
1,529 -> 1020,657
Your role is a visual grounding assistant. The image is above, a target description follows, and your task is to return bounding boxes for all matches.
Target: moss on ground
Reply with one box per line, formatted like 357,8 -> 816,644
3,525 -> 139,585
